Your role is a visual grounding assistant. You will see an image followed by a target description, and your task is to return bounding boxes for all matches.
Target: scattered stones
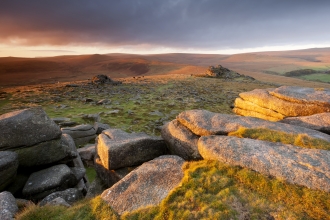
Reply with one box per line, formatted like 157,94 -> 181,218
0,107 -> 62,150
96,128 -> 168,170
161,120 -> 201,160
0,191 -> 18,220
0,151 -> 19,191
97,99 -> 111,105
22,164 -> 83,201
198,135 -> 330,192
39,188 -> 83,206
101,155 -> 185,214
81,113 -> 101,122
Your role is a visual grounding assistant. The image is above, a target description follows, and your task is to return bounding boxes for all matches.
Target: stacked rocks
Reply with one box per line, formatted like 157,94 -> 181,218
0,107 -> 88,204
233,86 -> 330,133
161,109 -> 330,192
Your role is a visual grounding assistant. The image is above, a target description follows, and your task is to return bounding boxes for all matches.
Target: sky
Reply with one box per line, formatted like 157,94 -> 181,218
1,0 -> 330,57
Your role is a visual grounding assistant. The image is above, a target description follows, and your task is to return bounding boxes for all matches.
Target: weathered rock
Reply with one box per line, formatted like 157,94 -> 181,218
0,107 -> 62,150
91,75 -> 114,84
46,197 -> 71,207
85,176 -> 108,198
233,107 -> 281,122
5,173 -> 29,197
0,151 -> 18,191
61,124 -> 96,139
94,122 -> 111,135
177,110 -> 330,142
97,129 -> 168,170
161,120 -> 201,160
280,112 -> 330,134
0,191 -> 18,220
39,188 -> 83,206
77,144 -> 96,166
270,86 -> 330,108
52,117 -> 71,124
101,155 -> 185,214
22,164 -> 81,201
94,155 -> 134,188
13,134 -> 77,167
61,124 -> 96,146
234,97 -> 285,120
238,88 -> 330,117
198,135 -> 330,192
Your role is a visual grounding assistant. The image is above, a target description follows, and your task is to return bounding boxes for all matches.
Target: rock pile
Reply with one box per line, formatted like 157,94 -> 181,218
0,107 -> 88,205
161,109 -> 330,192
196,65 -> 255,80
233,86 -> 330,127
91,74 -> 121,85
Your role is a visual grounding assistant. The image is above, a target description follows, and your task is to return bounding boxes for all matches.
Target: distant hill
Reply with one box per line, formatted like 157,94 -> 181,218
1,47 -> 330,86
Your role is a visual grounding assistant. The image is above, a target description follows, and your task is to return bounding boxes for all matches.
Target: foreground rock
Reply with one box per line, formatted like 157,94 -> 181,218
97,128 -> 167,170
101,155 -> 185,215
161,119 -> 201,160
177,109 -> 330,142
0,151 -> 19,191
0,107 -> 62,150
13,134 -> 77,167
22,164 -> 84,201
0,191 -> 18,220
39,188 -> 83,206
234,86 -> 330,121
280,112 -> 330,134
198,135 -> 330,192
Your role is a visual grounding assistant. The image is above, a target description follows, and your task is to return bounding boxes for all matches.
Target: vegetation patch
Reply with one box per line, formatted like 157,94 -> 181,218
16,160 -> 330,219
300,73 -> 330,83
229,127 -> 330,150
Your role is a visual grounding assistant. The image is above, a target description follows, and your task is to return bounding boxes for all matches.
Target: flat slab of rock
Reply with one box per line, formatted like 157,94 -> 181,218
22,164 -> 81,201
0,191 -> 18,220
161,119 -> 201,160
0,107 -> 62,150
234,97 -> 285,120
101,155 -> 185,214
233,107 -> 280,122
198,135 -> 330,192
238,88 -> 330,117
177,110 -> 330,142
97,129 -> 168,170
280,112 -> 330,134
0,152 -> 18,191
61,124 -> 96,139
270,86 -> 330,107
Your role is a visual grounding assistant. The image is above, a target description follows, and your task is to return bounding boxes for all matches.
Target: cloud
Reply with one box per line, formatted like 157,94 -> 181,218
1,0 -> 330,50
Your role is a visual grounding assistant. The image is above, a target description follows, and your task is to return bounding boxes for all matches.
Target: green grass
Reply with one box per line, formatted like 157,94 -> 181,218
85,166 -> 97,182
300,73 -> 330,83
16,196 -> 119,220
229,127 -> 330,150
16,160 -> 330,219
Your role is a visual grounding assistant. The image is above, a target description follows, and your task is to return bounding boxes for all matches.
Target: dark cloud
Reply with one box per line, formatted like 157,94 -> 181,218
0,0 -> 330,50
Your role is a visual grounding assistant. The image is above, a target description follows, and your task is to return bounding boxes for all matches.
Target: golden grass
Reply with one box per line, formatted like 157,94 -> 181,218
228,127 -> 330,150
16,160 -> 330,219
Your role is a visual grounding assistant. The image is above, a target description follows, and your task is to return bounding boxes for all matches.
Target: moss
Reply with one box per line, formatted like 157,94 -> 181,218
229,127 -> 330,150
85,166 -> 97,182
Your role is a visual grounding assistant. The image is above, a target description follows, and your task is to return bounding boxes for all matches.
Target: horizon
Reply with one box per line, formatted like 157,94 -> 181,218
1,1 -> 330,58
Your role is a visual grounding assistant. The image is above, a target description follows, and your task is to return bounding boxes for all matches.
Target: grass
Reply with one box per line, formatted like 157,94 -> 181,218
18,160 -> 330,219
228,127 -> 330,150
300,73 -> 330,83
85,166 -> 97,182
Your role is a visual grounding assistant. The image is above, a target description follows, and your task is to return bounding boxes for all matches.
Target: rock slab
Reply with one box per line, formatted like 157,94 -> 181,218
101,155 -> 185,214
0,107 -> 62,150
97,128 -> 168,170
198,135 -> 330,192
0,191 -> 18,220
